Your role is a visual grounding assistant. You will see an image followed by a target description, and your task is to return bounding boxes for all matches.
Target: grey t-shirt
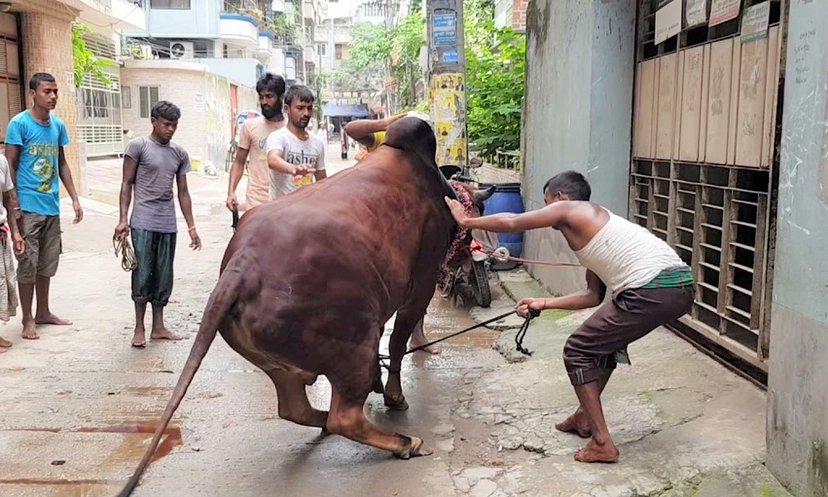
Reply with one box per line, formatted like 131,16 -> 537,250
265,128 -> 326,198
124,136 -> 190,234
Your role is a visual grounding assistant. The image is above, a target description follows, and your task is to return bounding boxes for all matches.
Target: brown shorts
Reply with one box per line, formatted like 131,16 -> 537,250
16,212 -> 62,284
563,285 -> 693,386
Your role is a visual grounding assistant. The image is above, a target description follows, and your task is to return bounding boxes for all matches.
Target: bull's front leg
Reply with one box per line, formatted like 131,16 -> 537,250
384,312 -> 424,411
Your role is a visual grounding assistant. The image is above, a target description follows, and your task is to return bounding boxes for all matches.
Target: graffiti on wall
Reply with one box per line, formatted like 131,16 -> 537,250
429,73 -> 467,167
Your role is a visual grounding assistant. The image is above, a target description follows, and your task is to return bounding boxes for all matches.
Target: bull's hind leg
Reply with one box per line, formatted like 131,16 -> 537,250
327,384 -> 433,459
384,312 -> 424,410
266,370 -> 328,429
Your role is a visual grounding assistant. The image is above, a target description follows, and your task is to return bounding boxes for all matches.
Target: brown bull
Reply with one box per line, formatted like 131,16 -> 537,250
117,117 -> 465,497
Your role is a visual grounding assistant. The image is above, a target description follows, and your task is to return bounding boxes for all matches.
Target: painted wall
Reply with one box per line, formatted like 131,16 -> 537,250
120,61 -> 256,171
766,2 -> 828,496
521,0 -> 635,294
201,58 -> 262,89
145,0 -> 220,38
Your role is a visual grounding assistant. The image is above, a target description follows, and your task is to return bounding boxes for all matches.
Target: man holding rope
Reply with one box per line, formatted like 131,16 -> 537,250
445,170 -> 693,463
114,101 -> 201,349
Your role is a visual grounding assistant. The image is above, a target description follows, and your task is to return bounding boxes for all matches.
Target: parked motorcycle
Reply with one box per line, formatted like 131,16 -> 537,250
436,175 -> 499,308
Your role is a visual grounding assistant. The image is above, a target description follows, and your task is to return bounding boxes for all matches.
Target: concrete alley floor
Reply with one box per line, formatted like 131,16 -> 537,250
0,146 -> 794,497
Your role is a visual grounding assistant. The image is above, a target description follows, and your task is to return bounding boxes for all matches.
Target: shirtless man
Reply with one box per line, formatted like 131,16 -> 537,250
445,170 -> 693,463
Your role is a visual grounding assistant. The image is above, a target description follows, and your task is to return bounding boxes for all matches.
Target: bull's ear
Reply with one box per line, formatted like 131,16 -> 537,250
473,185 -> 496,203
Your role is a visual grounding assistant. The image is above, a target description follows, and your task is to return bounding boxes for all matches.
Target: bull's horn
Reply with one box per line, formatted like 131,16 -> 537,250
473,185 -> 496,203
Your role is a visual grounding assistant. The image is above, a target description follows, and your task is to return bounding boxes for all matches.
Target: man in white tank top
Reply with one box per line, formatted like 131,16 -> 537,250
445,171 -> 693,463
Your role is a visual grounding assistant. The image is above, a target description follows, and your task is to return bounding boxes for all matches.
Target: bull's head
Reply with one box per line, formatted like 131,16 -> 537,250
442,181 -> 497,266
438,181 -> 498,306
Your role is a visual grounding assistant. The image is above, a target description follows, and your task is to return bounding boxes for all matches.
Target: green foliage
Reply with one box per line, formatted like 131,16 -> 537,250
389,11 -> 426,109
71,22 -> 112,88
345,14 -> 425,109
464,0 -> 525,157
270,13 -> 297,45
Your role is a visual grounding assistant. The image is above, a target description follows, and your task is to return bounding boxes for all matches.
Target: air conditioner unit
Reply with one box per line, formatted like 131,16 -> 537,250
169,41 -> 194,60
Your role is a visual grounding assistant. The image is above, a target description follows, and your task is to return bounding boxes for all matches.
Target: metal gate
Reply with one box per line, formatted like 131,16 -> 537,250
630,0 -> 785,372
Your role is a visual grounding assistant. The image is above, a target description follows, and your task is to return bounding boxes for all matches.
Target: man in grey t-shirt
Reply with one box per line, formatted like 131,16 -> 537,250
266,85 -> 326,198
114,101 -> 202,348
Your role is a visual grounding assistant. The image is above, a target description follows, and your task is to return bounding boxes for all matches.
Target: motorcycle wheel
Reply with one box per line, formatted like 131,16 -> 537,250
471,260 -> 492,308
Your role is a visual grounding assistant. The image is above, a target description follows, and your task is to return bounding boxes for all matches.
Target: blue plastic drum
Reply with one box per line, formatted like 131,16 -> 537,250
480,182 -> 525,259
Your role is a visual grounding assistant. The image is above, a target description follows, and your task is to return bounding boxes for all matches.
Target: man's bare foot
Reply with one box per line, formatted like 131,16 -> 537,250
22,321 -> 39,340
35,314 -> 72,326
0,336 -> 12,348
150,328 -> 184,341
132,329 -> 147,348
574,438 -> 620,463
555,410 -> 592,438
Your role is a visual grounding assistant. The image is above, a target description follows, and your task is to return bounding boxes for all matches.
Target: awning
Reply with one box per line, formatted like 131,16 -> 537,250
323,103 -> 370,118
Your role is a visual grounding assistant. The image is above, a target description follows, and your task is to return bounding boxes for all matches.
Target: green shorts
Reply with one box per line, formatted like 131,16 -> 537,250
16,212 -> 62,284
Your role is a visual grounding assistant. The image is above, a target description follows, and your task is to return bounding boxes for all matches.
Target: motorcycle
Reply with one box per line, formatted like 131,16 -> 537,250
436,172 -> 499,308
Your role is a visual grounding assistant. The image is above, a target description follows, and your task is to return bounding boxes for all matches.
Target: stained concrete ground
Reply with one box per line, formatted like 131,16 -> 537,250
0,144 -> 793,497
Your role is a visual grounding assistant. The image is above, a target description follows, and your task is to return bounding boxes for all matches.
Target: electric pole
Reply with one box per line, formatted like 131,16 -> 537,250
426,0 -> 467,168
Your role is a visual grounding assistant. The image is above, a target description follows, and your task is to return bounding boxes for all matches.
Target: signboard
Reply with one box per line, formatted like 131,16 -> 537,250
442,49 -> 459,64
655,0 -> 682,45
710,0 -> 740,27
741,1 -> 770,43
686,0 -> 708,27
433,11 -> 457,47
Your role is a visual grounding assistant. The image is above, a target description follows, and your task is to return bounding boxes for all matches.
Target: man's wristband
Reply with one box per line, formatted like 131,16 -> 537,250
188,226 -> 197,233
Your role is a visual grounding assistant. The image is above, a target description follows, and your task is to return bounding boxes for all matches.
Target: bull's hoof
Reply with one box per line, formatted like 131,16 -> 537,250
396,437 -> 433,459
383,393 -> 409,411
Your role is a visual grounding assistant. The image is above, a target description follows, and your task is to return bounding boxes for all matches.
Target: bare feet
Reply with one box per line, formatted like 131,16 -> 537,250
131,328 -> 146,348
555,409 -> 592,438
0,336 -> 12,348
22,320 -> 39,340
150,328 -> 184,341
574,437 -> 620,463
35,313 -> 72,326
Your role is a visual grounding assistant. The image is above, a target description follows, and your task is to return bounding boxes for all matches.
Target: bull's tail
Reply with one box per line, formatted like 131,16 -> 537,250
116,270 -> 241,497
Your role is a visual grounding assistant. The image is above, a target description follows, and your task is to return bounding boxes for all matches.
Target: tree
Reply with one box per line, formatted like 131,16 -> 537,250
388,11 -> 426,110
71,22 -> 112,87
464,0 -> 525,157
345,15 -> 426,111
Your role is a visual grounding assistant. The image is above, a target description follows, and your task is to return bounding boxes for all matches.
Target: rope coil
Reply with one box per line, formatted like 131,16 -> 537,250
113,236 -> 137,272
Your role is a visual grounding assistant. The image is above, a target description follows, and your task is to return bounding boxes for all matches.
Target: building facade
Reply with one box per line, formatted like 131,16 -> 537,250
522,1 -> 827,496
0,0 -> 85,193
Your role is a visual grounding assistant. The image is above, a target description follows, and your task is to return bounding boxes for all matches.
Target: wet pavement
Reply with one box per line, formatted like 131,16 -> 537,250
0,144 -> 794,497
0,147 -> 509,497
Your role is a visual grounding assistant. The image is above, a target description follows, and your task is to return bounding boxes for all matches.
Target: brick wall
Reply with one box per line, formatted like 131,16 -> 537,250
18,5 -> 85,195
511,0 -> 528,32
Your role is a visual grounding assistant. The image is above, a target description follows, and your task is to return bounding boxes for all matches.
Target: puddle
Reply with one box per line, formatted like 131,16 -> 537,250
77,423 -> 183,462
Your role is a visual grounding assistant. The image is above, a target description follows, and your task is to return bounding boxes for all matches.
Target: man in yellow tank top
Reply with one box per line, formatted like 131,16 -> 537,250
445,170 -> 693,464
